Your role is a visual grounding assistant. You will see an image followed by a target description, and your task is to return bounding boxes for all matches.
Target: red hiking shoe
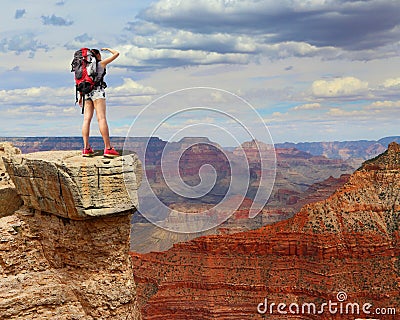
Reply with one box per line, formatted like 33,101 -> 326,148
103,147 -> 119,158
82,146 -> 94,157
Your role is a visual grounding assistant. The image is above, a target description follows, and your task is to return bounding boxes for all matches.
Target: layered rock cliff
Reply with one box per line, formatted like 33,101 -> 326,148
131,142 -> 400,319
0,149 -> 142,319
0,143 -> 23,218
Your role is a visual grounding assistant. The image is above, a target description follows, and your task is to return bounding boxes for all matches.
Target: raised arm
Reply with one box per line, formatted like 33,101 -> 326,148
99,48 -> 119,67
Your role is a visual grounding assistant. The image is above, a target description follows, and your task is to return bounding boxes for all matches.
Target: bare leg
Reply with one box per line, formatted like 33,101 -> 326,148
93,98 -> 112,149
82,100 -> 94,149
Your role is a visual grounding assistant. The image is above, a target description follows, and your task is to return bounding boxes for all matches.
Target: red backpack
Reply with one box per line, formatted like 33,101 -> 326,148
71,48 -> 97,113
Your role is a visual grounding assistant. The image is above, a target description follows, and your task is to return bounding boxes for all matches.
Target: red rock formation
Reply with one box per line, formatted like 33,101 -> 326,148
288,174 -> 351,213
130,142 -> 400,319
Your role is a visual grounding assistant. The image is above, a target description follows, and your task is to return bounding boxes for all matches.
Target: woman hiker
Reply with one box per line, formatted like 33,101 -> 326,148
79,47 -> 120,158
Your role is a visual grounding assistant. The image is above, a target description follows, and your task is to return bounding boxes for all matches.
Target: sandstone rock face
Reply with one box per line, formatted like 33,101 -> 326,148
1,149 -> 142,319
0,209 -> 140,319
131,143 -> 400,319
0,143 -> 23,218
4,151 -> 141,220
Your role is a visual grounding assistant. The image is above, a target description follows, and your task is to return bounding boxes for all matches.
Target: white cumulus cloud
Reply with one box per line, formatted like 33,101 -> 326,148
293,103 -> 321,111
383,77 -> 400,88
311,77 -> 369,98
109,78 -> 157,96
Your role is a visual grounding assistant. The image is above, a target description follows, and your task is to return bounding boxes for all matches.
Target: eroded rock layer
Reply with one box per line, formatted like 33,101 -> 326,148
131,142 -> 400,319
1,209 -> 140,319
0,143 -> 23,218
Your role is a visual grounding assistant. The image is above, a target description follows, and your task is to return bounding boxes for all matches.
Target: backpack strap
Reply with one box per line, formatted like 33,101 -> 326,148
75,86 -> 79,105
75,88 -> 85,115
81,94 -> 85,114
95,62 -> 107,88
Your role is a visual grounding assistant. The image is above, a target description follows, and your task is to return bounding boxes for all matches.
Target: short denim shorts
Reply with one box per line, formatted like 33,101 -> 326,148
85,86 -> 106,101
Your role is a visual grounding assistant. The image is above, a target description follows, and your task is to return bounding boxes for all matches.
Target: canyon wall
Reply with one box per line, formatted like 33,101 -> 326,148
132,140 -> 353,253
0,148 -> 142,319
131,142 -> 400,319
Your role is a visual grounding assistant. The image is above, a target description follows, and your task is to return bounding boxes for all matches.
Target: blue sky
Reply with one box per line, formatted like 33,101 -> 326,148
0,0 -> 399,145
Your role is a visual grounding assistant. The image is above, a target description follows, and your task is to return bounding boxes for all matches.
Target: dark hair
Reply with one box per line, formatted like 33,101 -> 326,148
91,49 -> 101,61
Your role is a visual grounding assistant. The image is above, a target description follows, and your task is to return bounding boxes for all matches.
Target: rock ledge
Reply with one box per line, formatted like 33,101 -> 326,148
4,151 -> 141,220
